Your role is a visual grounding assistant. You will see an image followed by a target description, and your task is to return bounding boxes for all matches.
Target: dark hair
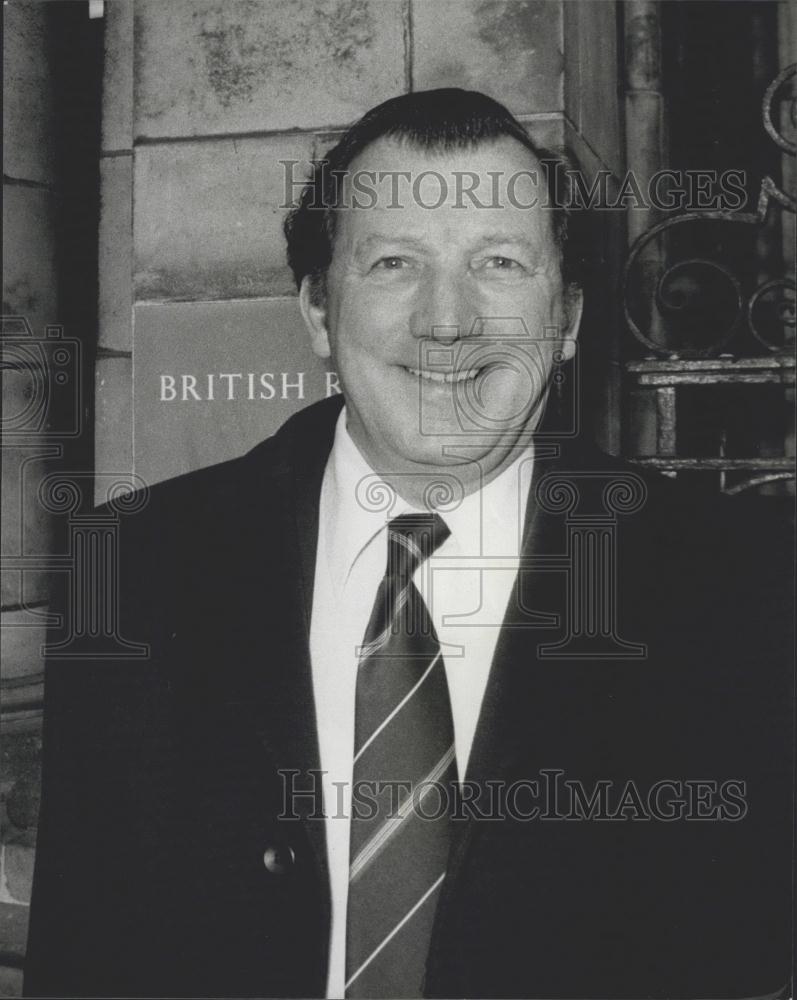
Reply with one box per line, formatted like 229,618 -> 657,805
283,88 -> 587,300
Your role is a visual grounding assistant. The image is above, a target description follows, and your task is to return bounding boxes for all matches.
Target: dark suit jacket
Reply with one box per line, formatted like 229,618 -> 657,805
25,395 -> 793,999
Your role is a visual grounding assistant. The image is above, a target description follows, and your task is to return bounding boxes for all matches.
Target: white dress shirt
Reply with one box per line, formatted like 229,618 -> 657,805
309,407 -> 533,998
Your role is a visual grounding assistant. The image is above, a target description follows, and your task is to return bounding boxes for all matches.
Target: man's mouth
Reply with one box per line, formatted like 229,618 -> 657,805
405,366 -> 481,383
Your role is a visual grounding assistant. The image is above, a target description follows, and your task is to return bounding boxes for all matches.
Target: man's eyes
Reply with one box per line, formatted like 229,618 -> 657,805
371,256 -> 410,271
366,254 -> 529,276
483,256 -> 524,271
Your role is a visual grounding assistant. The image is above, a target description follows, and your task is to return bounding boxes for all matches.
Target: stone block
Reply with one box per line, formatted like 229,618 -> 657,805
563,0 -> 621,175
131,297 -> 336,487
1,843 -> 35,906
561,120 -> 604,181
133,133 -> 314,302
94,358 -> 134,504
2,187 -> 58,338
1,316 -> 85,612
0,727 -> 41,934
102,0 -> 134,152
412,0 -> 563,116
525,115 -> 566,154
0,435 -> 55,609
99,156 -> 133,352
0,609 -> 47,691
0,320 -> 85,448
2,2 -> 55,185
133,0 -> 406,138
0,902 -> 29,964
0,964 -> 24,998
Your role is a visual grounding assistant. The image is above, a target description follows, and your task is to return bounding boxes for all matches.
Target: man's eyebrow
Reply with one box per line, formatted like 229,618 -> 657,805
353,234 -> 544,254
353,233 -> 429,253
470,233 -> 542,254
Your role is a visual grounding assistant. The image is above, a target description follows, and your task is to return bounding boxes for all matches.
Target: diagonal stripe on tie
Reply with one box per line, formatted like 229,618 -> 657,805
349,743 -> 456,882
344,873 -> 447,993
353,651 -> 442,764
346,513 -> 457,999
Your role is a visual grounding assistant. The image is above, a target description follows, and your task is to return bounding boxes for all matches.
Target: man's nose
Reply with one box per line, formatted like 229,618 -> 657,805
410,269 -> 474,342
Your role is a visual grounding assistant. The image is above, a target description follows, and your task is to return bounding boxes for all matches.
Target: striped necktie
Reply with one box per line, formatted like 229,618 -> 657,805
345,513 -> 457,998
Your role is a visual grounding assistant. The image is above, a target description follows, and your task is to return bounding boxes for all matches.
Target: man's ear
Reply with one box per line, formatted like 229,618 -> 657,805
299,276 -> 331,359
559,284 -> 583,361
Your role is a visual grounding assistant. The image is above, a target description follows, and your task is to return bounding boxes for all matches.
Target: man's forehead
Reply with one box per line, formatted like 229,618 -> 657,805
346,133 -> 543,175
336,134 -> 553,230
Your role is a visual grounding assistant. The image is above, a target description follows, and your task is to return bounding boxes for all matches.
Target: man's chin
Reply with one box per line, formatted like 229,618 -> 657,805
398,432 -> 508,473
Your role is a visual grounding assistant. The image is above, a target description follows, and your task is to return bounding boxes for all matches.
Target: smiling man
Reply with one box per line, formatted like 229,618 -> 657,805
296,131 -> 581,500
293,112 -> 584,998
26,90 -> 792,1000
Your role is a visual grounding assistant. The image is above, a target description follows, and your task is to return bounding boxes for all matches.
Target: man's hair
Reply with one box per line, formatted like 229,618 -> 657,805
283,88 -> 588,301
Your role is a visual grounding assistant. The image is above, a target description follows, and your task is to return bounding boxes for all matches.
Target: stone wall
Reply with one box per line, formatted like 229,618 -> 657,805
2,5 -> 59,993
96,0 -> 624,494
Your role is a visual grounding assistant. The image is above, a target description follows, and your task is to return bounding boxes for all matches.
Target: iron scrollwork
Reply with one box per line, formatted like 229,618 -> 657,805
623,64 -> 796,359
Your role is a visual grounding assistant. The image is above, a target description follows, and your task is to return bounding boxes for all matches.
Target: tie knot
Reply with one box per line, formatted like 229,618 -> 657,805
387,513 -> 450,578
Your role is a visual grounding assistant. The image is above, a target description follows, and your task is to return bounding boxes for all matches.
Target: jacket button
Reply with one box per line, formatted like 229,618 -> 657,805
263,844 -> 295,875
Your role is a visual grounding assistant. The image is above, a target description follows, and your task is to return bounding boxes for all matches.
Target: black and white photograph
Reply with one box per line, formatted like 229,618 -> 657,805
1,1 -> 795,997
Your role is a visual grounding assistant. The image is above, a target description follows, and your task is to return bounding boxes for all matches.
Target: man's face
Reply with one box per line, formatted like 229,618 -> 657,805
300,136 -> 581,489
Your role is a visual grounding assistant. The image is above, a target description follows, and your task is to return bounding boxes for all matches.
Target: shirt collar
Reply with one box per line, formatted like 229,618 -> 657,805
322,406 -> 534,587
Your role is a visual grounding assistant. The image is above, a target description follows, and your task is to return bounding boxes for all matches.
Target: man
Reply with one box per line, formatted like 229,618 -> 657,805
25,90 -> 792,999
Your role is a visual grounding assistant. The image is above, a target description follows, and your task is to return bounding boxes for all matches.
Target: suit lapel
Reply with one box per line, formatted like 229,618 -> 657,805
440,431 -> 650,890
247,396 -> 345,885
443,440 -> 569,881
